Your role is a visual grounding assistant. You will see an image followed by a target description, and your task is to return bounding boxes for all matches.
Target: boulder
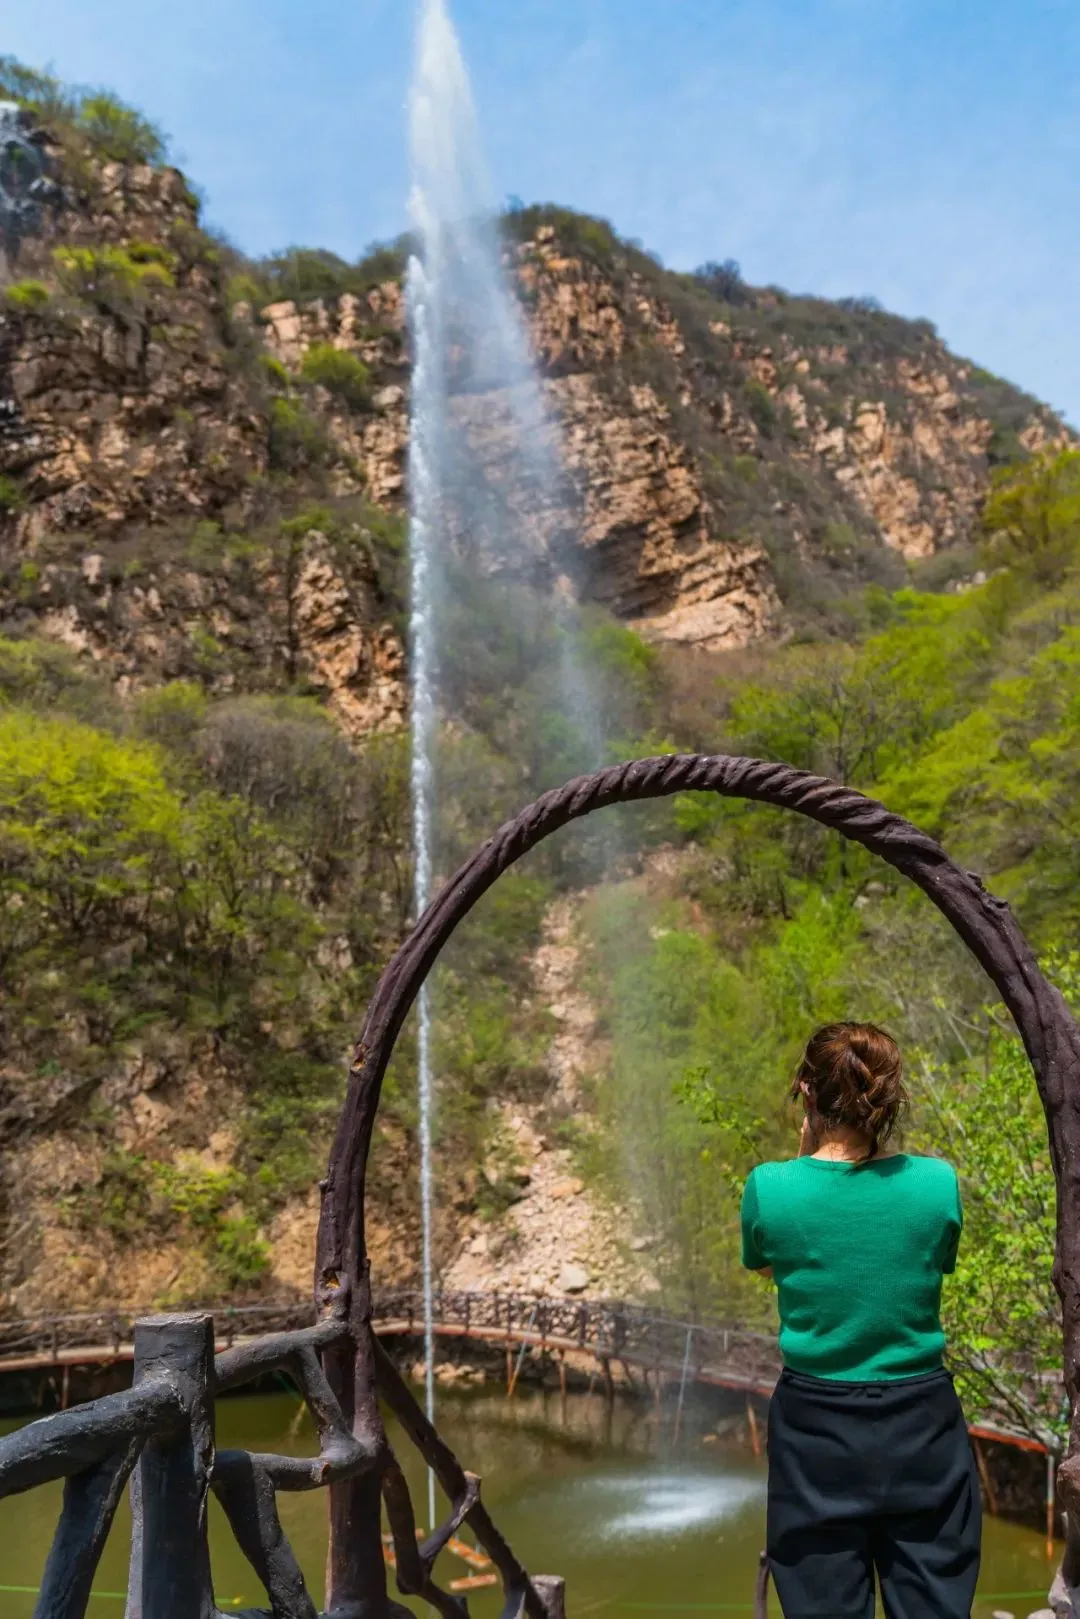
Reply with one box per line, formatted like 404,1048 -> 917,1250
558,1263 -> 590,1295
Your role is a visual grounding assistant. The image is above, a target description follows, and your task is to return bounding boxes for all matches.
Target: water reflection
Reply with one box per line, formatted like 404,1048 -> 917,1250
567,1472 -> 766,1543
0,1381 -> 1058,1619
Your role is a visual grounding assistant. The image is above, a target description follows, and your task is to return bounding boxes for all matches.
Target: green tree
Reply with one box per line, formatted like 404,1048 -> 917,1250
982,447 -> 1080,587
0,709 -> 181,983
909,1020 -> 1065,1450
299,344 -> 371,409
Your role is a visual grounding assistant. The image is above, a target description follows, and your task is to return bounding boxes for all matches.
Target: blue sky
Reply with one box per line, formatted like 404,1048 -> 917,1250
5,0 -> 1079,422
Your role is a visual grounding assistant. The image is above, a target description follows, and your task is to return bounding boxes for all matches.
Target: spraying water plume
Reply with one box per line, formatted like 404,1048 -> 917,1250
407,0 -> 607,1528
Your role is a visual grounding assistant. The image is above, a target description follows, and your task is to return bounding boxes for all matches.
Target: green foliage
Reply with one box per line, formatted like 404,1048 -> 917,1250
744,379 -> 777,435
4,279 -> 50,314
213,1213 -> 271,1288
75,92 -> 167,165
228,273 -> 266,310
982,447 -> 1080,586
0,708 -> 182,967
0,56 -> 75,122
70,1151 -> 269,1291
0,57 -> 167,167
0,476 -> 25,514
133,681 -> 208,755
909,1019 -> 1064,1448
0,635 -> 110,718
267,396 -> 330,472
258,353 -> 290,389
53,244 -> 174,316
299,343 -> 371,409
583,883 -> 787,1319
245,241 -> 409,308
633,472 -> 1080,1413
0,642 -> 421,1291
501,203 -> 620,263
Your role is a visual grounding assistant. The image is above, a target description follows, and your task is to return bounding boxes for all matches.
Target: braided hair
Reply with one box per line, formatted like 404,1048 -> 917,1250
791,1022 -> 908,1162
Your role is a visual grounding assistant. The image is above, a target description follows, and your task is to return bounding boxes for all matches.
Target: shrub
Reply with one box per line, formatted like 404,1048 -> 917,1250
134,681 -> 208,757
982,447 -> 1080,586
745,378 -> 777,434
353,240 -> 409,287
125,239 -> 177,271
75,91 -> 167,166
695,258 -> 753,306
299,343 -> 371,409
0,635 -> 108,716
267,396 -> 330,471
246,241 -> 410,308
53,244 -> 174,316
212,1213 -> 271,1288
500,203 -> 619,263
4,279 -> 50,314
258,353 -> 290,389
0,476 -> 24,514
0,56 -> 74,122
0,60 -> 168,168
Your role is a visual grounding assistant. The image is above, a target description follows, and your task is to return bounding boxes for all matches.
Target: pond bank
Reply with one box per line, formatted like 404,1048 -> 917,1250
0,1323 -> 1058,1540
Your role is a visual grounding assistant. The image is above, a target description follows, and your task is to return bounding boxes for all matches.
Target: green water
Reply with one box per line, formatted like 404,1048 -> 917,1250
0,1387 -> 1056,1617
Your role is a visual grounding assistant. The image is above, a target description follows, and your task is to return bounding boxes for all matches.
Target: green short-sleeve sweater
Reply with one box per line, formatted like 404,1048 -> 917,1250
740,1154 -> 962,1381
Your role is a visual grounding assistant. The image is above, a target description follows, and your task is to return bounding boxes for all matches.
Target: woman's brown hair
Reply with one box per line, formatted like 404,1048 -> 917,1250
790,1022 -> 908,1162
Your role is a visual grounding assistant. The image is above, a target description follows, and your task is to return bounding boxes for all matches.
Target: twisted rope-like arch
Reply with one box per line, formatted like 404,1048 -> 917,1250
317,755 -> 1080,1608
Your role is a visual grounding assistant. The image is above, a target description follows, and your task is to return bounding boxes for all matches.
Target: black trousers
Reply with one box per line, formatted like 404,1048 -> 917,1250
766,1366 -> 982,1619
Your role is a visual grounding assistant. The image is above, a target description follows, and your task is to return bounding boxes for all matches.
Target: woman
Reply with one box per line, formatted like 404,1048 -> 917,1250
741,1022 -> 980,1619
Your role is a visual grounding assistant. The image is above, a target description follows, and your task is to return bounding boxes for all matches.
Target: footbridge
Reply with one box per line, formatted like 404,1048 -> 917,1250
0,1287 -> 1049,1460
0,1291 -> 780,1398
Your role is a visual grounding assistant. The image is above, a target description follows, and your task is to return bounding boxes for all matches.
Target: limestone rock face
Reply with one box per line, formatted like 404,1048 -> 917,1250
0,146 -> 409,734
289,528 -> 406,735
2,133 -> 1073,695
1,162 -> 268,543
549,372 -> 776,648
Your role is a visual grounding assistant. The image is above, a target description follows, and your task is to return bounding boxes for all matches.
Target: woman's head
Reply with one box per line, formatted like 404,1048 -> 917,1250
791,1022 -> 907,1161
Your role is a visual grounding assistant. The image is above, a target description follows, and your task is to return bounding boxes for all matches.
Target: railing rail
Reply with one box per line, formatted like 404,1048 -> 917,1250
0,1292 -> 779,1363
0,1305 -> 565,1619
0,1288 -> 1056,1453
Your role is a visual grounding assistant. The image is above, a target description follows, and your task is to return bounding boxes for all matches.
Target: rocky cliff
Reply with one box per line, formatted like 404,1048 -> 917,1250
0,91 -> 1072,1317
1,122 -> 1069,701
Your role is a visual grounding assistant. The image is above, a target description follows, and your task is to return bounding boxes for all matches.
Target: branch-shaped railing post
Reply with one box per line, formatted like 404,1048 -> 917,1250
126,1315 -> 215,1619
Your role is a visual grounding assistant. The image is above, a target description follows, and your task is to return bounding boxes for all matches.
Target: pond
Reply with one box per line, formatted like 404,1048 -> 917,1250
0,1384 -> 1058,1617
